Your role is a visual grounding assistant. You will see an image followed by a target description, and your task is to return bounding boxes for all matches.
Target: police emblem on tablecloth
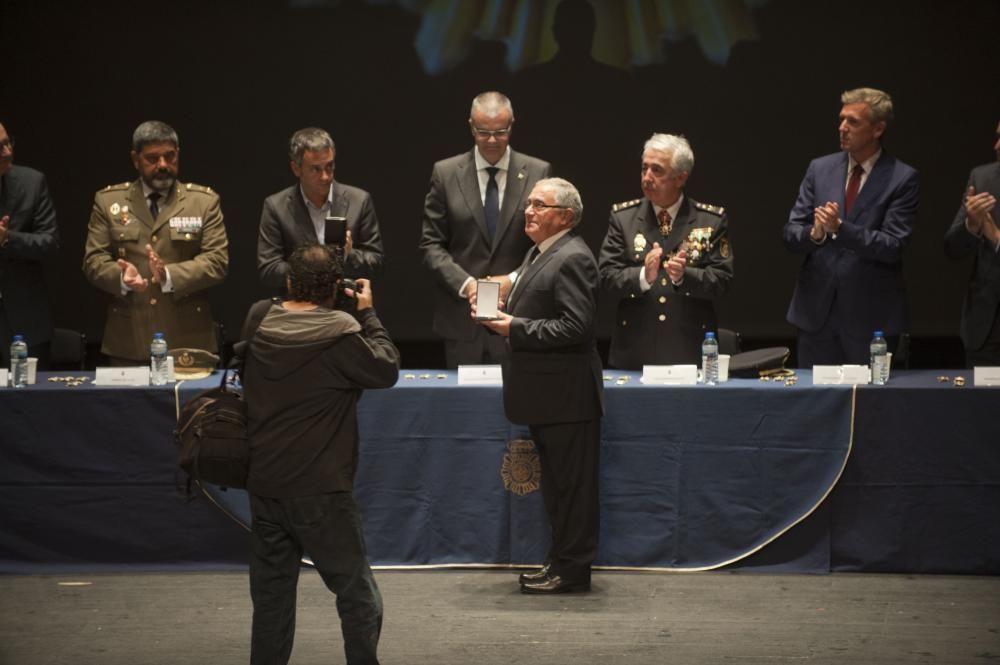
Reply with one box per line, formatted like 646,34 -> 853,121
501,439 -> 541,496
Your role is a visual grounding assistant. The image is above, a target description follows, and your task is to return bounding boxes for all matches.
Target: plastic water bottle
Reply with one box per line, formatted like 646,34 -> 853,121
9,334 -> 28,388
150,332 -> 169,386
702,331 -> 719,386
869,331 -> 888,385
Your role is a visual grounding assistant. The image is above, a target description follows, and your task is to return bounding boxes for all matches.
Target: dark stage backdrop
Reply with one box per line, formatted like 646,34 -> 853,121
2,0 -> 998,359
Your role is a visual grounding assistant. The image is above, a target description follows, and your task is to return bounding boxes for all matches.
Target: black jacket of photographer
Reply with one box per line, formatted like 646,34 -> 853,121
240,300 -> 400,497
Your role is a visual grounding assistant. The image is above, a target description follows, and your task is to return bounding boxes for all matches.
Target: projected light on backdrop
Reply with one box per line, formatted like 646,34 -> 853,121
292,0 -> 767,74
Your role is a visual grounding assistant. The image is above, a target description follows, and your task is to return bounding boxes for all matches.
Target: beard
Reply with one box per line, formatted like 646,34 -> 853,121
146,168 -> 176,193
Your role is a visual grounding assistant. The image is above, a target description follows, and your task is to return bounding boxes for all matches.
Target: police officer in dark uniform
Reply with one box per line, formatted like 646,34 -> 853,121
599,133 -> 733,369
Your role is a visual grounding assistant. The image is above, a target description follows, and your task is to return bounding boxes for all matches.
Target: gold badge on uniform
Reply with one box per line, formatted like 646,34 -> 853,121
721,237 -> 730,258
681,227 -> 713,264
500,439 -> 541,496
110,202 -> 121,216
633,233 -> 647,254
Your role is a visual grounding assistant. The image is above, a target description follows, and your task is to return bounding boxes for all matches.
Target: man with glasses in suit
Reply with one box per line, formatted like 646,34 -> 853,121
420,91 -> 551,367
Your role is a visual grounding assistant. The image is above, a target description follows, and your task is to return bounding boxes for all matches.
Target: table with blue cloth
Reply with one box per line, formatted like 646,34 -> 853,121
1,370 -> 997,574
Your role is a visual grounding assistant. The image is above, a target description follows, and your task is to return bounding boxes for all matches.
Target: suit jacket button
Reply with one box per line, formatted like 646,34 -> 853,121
621,320 -> 627,326
658,314 -> 666,322
660,278 -> 668,286
150,298 -> 157,305
659,296 -> 666,304
151,235 -> 158,242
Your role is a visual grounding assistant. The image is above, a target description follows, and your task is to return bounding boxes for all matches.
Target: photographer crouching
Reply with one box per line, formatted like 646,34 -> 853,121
240,242 -> 399,665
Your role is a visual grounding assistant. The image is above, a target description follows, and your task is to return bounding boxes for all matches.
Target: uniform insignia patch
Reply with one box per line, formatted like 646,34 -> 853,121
633,232 -> 647,253
110,202 -> 120,216
694,201 -> 725,215
500,439 -> 541,496
612,198 -> 643,212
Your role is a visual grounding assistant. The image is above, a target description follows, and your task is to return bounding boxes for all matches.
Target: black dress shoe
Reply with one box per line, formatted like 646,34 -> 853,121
518,564 -> 550,585
520,574 -> 591,594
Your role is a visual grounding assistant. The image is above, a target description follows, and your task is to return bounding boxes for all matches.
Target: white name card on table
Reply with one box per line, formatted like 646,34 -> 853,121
642,365 -> 699,385
973,366 -> 1000,387
95,366 -> 151,386
457,364 -> 503,386
813,365 -> 871,385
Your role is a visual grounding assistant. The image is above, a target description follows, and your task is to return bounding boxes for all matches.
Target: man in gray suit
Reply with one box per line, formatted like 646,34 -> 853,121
477,177 -> 603,594
945,119 -> 1000,367
420,91 -> 551,367
0,121 -> 59,366
258,128 -> 384,294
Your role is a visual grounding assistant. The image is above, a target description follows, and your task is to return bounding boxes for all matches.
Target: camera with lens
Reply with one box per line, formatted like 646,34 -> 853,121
339,277 -> 359,299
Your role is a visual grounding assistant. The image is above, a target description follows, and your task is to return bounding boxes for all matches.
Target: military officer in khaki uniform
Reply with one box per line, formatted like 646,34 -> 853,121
83,120 -> 228,363
599,133 -> 733,369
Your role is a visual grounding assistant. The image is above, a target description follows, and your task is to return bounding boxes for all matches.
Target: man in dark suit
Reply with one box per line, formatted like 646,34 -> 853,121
599,133 -> 733,368
477,177 -> 603,594
420,91 -> 551,367
945,120 -> 1000,367
0,121 -> 59,367
258,127 -> 384,295
83,121 -> 229,363
783,87 -> 919,366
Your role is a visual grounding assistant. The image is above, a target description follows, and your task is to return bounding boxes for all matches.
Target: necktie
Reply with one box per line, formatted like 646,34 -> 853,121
484,167 -> 499,240
845,164 -> 863,215
657,209 -> 672,236
148,192 -> 161,220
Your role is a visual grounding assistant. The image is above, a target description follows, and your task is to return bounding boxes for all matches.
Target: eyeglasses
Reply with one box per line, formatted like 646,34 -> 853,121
472,126 -> 511,139
0,137 -> 13,153
525,200 -> 568,211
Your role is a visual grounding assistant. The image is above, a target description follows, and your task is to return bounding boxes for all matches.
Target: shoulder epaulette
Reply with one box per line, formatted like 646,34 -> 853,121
184,182 -> 215,194
101,182 -> 130,192
694,201 -> 725,216
612,198 -> 643,213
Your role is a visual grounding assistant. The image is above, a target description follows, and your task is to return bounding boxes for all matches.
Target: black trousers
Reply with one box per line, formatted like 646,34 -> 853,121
529,418 -> 601,582
249,492 -> 382,665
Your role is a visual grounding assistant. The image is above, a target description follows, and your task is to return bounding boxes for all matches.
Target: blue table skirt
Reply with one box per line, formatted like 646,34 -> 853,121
2,370 -> 997,574
196,371 -> 853,571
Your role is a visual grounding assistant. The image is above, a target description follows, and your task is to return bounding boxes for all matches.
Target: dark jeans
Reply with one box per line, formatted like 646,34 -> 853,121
249,492 -> 382,665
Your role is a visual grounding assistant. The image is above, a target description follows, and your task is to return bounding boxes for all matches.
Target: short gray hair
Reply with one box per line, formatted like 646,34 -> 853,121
841,87 -> 894,125
536,177 -> 584,227
470,91 -> 514,122
289,127 -> 335,165
132,121 -> 178,152
643,133 -> 694,175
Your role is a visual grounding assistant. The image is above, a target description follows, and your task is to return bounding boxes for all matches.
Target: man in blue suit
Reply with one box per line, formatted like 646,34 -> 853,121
0,121 -> 59,367
944,120 -> 1000,367
783,88 -> 919,366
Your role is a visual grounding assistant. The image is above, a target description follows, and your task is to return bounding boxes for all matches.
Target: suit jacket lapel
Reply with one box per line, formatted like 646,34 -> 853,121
330,182 -> 350,220
456,150 -> 489,243
848,152 -> 892,222
508,233 -> 573,313
495,150 -> 528,252
153,183 -> 185,234
127,180 -> 156,230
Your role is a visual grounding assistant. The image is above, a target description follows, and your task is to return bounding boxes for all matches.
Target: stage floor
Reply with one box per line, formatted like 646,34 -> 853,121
2,570 -> 998,664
